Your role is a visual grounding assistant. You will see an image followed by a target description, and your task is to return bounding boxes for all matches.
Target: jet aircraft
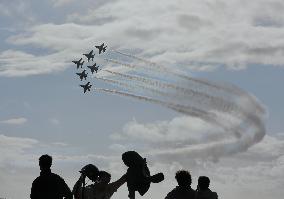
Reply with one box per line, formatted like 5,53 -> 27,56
72,58 -> 84,69
80,82 -> 92,93
87,63 -> 99,74
95,43 -> 107,54
83,50 -> 95,62
76,70 -> 88,81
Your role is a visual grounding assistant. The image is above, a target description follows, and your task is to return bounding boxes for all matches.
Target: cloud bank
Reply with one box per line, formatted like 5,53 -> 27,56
0,117 -> 27,125
1,0 -> 284,76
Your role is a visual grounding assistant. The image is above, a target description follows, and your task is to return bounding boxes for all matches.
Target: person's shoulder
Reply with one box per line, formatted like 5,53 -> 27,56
50,173 -> 66,182
211,191 -> 218,199
32,176 -> 41,184
50,172 -> 61,178
165,187 -> 179,197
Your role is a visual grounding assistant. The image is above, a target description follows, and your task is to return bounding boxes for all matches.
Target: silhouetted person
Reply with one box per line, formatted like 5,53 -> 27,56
195,176 -> 218,199
73,164 -> 99,199
73,168 -> 126,199
122,151 -> 164,199
30,154 -> 72,199
165,170 -> 195,199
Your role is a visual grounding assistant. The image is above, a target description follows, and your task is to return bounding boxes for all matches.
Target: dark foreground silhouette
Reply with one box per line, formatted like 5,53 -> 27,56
30,153 -> 218,199
165,170 -> 196,199
122,151 -> 164,199
73,167 -> 126,199
196,176 -> 218,199
30,154 -> 72,199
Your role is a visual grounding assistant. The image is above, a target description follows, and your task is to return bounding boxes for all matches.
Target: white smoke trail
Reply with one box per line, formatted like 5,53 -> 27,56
112,49 -> 266,114
103,69 -> 246,116
94,76 -> 168,97
96,87 -> 265,161
94,76 -> 131,88
94,88 -> 219,124
94,49 -> 267,160
94,87 -> 246,138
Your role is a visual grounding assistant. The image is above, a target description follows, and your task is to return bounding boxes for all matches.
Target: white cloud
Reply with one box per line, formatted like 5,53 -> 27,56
0,134 -> 38,168
0,50 -> 68,77
111,106 -> 266,160
2,0 -> 284,76
51,0 -> 75,7
52,142 -> 68,147
0,117 -> 28,125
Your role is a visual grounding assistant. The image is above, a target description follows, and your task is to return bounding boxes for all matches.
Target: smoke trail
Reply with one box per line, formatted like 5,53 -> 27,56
96,85 -> 265,160
93,87 -> 245,136
94,76 -> 168,97
112,49 -> 265,109
104,58 -> 252,113
104,58 -> 136,69
94,78 -> 265,159
103,69 -> 245,116
98,49 -> 266,160
94,76 -> 131,88
94,88 -> 216,121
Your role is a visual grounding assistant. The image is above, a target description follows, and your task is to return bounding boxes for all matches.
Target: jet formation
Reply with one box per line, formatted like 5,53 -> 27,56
72,43 -> 107,93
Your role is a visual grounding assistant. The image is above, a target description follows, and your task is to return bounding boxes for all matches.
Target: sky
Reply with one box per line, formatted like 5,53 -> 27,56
0,0 -> 284,199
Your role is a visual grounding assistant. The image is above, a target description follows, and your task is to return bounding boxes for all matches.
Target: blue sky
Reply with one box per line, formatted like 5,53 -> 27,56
1,1 -> 284,199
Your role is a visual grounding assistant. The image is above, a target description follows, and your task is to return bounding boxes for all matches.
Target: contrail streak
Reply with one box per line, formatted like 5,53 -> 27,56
112,49 -> 264,109
104,58 -> 247,111
94,87 -> 213,118
103,69 -> 245,115
94,76 -> 168,97
94,76 -> 130,88
96,48 -> 266,160
93,87 -> 242,133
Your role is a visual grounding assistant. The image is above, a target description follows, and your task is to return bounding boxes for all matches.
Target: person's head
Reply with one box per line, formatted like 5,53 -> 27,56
198,176 -> 210,190
39,154 -> 52,171
98,171 -> 111,184
80,164 -> 99,182
175,170 -> 192,187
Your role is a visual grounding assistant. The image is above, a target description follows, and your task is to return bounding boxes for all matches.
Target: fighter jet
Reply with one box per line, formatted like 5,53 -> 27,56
83,50 -> 95,62
80,82 -> 92,93
72,58 -> 84,69
95,43 -> 107,54
87,63 -> 99,74
76,70 -> 88,81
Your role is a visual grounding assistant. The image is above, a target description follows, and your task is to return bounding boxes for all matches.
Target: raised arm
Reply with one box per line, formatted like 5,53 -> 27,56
72,174 -> 86,199
109,174 -> 127,192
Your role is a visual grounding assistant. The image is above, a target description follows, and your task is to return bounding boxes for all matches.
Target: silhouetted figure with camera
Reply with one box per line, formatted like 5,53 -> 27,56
165,170 -> 195,199
30,154 -> 72,199
195,176 -> 218,199
73,164 -> 126,199
122,151 -> 164,199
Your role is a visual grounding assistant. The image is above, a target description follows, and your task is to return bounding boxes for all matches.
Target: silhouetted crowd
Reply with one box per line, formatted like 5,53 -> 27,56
30,154 -> 218,199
